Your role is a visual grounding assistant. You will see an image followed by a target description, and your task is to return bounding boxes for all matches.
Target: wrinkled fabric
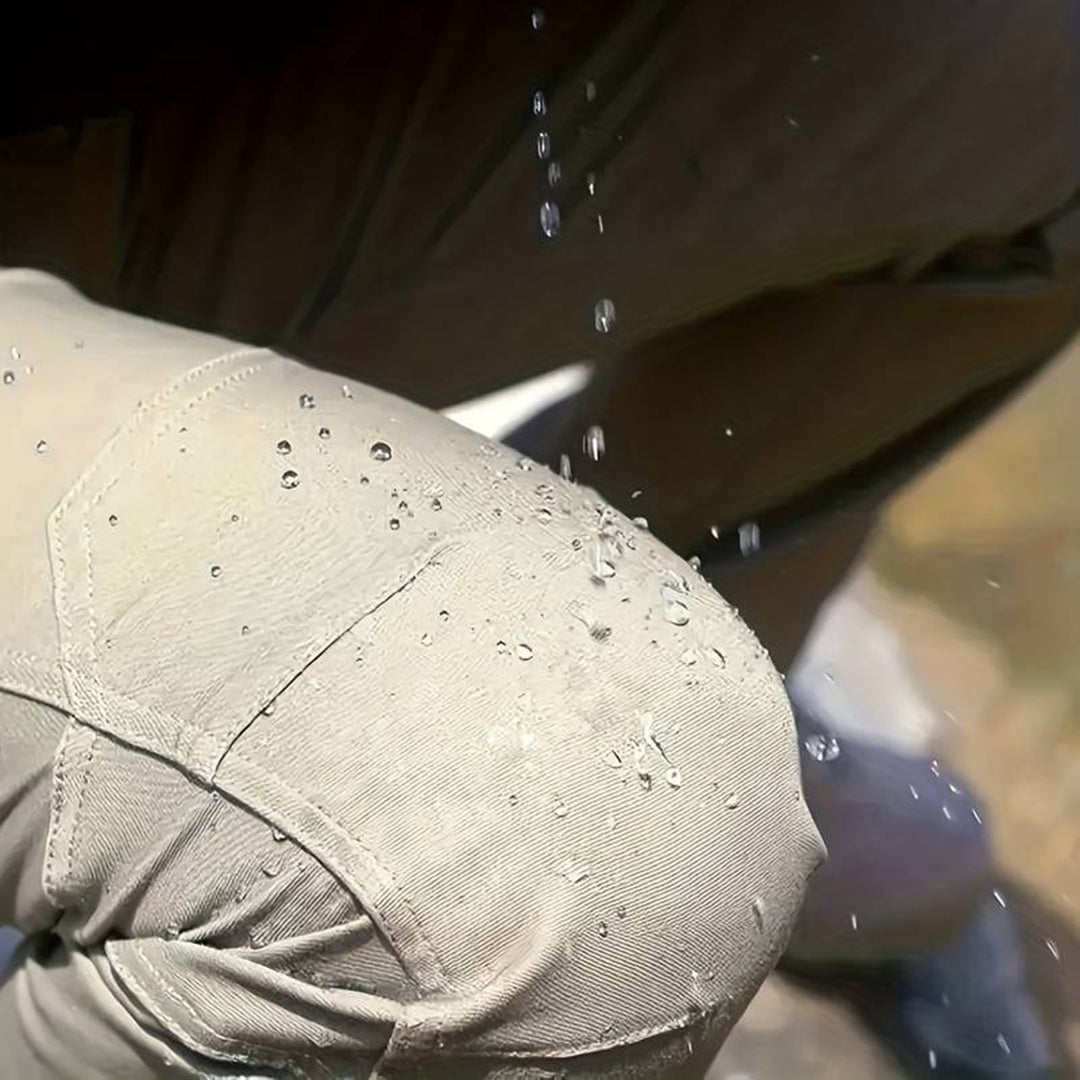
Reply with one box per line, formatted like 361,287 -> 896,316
0,270 -> 823,1077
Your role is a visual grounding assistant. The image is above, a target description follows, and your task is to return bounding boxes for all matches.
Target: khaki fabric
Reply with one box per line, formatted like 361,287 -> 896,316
0,270 -> 823,1077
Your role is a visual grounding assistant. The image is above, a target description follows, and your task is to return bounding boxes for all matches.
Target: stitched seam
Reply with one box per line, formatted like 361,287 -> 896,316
224,747 -> 449,987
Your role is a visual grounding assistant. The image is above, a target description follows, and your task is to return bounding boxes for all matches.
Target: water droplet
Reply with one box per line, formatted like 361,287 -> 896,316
850,912 -> 859,931
910,784 -> 921,800
262,859 -> 282,878
9,346 -> 20,365
585,80 -> 597,101
496,640 -> 508,654
272,827 -> 286,841
545,160 -> 562,187
594,298 -> 616,333
710,524 -> 722,540
941,805 -> 953,821
664,600 -> 690,626
596,213 -> 606,235
603,749 -> 623,769
738,521 -> 761,556
164,923 -> 181,941
928,1049 -> 938,1071
539,200 -> 561,238
724,427 -> 734,437
262,701 -> 277,717
532,89 -> 547,116
559,857 -> 590,883
598,921 -> 609,938
971,806 -> 983,824
725,792 -> 740,809
420,632 -> 433,647
370,441 -> 392,462
665,766 -> 683,789
748,897 -> 765,932
530,7 -> 545,30
299,393 -> 316,409
341,384 -> 353,398
559,452 -> 573,481
230,513 -> 240,523
516,643 -> 534,661
680,649 -> 697,666
1046,938 -> 1061,961
517,457 -> 533,471
389,518 -> 401,530
359,475 -> 370,485
509,794 -> 519,807
586,171 -> 597,197
2,370 -> 14,385
993,888 -> 1007,908
594,548 -> 616,581
996,1033 -> 1011,1056
431,496 -> 442,511
241,624 -> 251,635
281,470 -> 300,489
318,426 -> 331,440
552,796 -> 568,818
35,439 -> 48,454
632,515 -> 649,530
276,439 -> 292,455
536,131 -> 551,160
804,733 -> 841,762
583,424 -> 605,461
688,555 -> 701,572
615,904 -> 627,919
210,565 -> 222,579
108,514 -> 118,527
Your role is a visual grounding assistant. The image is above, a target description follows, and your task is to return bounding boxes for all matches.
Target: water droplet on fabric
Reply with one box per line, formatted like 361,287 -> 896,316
631,516 -> 649,530
536,131 -> 551,159
389,518 -> 401,530
262,859 -> 282,878
35,439 -> 48,454
688,555 -> 701,572
553,796 -> 568,819
547,160 -> 562,186
530,7 -> 545,30
583,424 -> 605,461
509,794 -> 519,807
281,470 -> 300,489
271,826 -> 286,842
616,904 -> 627,919
517,457 -> 533,471
431,496 -> 442,511
318,426 -> 331,440
263,701 -> 277,717
2,370 -> 14,385
594,298 -> 616,333
594,548 -> 616,581
751,897 -> 766,932
738,521 -> 761,556
532,89 -> 547,116
560,857 -> 590,883
420,633 -> 433,647
516,643 -> 534,661
210,565 -> 222,579
108,514 -> 118,527
241,625 -> 251,635
725,792 -> 740,809
665,766 -> 683,789
598,921 -> 609,938
370,441 -> 392,462
804,733 -> 841,762
276,439 -> 292,455
664,600 -> 690,626
341,384 -> 353,398
540,200 -> 561,238
496,640 -> 508,654
299,393 -> 316,409
680,649 -> 697,666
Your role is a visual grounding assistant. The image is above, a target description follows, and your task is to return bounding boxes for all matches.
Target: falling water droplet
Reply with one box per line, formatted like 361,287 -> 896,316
553,796 -> 568,818
585,80 -> 597,101
536,131 -> 551,159
559,452 -> 573,481
516,643 -> 534,661
299,393 -> 316,409
583,424 -> 605,461
993,888 -> 1007,908
35,439 -> 48,454
996,1034 -> 1011,1056
738,522 -> 761,556
210,565 -> 222,579
539,200 -> 561,238
2,370 -> 14,385
665,766 -> 683,789
594,298 -> 616,333
530,7 -> 545,30
664,600 -> 690,626
532,89 -> 547,116
1046,938 -> 1061,961
804,733 -> 841,762
688,555 -> 702,572
586,171 -> 597,197
751,897 -> 766,932
851,912 -> 859,931
281,470 -> 300,489
276,439 -> 292,455
596,213 -> 605,234
546,160 -> 562,186
318,426 -> 331,440
710,524 -> 722,540
370,441 -> 392,462
928,1049 -> 938,1071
